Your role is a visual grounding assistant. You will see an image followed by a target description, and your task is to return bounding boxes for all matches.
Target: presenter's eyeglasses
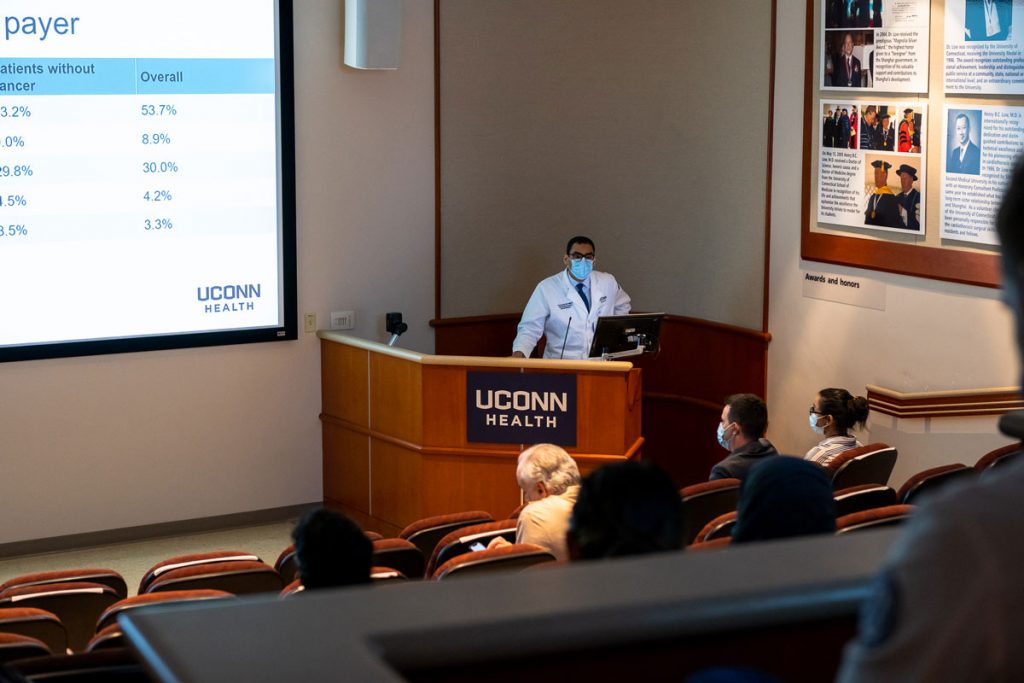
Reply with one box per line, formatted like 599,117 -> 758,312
809,406 -> 826,416
569,252 -> 596,262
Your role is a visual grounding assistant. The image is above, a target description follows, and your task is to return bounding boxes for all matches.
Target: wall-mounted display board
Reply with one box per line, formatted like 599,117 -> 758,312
803,0 -> 1024,288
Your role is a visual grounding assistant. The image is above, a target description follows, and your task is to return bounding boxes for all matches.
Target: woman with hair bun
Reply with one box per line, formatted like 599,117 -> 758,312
805,388 -> 870,467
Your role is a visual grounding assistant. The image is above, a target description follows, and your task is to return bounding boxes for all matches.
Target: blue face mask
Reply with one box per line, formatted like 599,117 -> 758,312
717,422 -> 731,450
809,413 -> 825,435
569,258 -> 593,280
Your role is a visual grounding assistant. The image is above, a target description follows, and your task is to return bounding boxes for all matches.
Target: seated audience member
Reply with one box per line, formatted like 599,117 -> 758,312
489,444 -> 581,561
731,457 -> 837,544
836,157 -> 1024,681
292,507 -> 372,590
710,394 -> 779,480
804,388 -> 869,467
567,461 -> 684,560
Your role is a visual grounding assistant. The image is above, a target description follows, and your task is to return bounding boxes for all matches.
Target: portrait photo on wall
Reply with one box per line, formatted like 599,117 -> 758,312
857,104 -> 924,152
946,108 -> 983,175
825,0 -> 884,29
862,155 -> 923,233
964,0 -> 1013,41
822,103 -> 861,148
897,107 -> 923,153
824,30 -> 875,88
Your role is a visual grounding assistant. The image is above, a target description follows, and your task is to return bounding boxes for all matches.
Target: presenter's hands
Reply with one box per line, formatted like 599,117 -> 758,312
510,351 -> 526,359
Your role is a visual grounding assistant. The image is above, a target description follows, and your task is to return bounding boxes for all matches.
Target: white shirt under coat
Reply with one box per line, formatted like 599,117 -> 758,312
512,269 -> 631,360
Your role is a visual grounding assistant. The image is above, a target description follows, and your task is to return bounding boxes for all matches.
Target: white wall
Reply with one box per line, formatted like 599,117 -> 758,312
767,0 -> 1019,486
438,0 -> 771,329
0,0 -> 435,545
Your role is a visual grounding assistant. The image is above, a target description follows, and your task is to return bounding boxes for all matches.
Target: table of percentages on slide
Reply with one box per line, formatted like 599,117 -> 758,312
0,56 -> 276,247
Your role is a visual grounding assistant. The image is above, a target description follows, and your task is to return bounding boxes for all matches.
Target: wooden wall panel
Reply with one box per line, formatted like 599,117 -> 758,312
322,420 -> 370,514
575,371 -> 630,454
432,314 -> 770,487
430,315 -> 524,357
422,453 -> 520,519
328,504 -> 403,538
321,339 -> 369,427
422,365 -> 468,448
634,316 -> 770,487
370,438 -> 424,528
370,354 -> 424,444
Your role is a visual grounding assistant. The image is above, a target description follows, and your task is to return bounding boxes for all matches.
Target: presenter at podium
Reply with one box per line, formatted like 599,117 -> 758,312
511,236 -> 631,360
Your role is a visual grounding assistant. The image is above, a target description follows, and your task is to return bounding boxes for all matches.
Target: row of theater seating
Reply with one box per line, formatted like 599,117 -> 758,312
0,441 -> 1018,677
0,519 -> 556,663
679,441 -> 1020,549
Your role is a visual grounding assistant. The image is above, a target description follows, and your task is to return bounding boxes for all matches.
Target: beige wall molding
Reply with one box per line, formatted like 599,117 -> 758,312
866,385 -> 1024,419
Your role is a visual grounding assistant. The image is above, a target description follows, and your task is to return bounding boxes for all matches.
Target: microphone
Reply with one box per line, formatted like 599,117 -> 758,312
559,317 -> 572,359
385,312 -> 408,347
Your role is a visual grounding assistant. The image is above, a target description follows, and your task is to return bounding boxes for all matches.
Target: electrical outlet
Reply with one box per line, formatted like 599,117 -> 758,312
303,313 -> 317,333
330,310 -> 355,330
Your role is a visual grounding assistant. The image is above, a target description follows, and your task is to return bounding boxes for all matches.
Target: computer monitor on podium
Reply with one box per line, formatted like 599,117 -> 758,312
589,313 -> 665,360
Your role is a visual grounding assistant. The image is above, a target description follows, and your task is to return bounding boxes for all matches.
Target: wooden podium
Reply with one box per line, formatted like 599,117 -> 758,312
319,332 -> 643,536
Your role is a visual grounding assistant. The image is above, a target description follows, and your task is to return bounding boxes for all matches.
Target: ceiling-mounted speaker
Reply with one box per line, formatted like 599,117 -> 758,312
344,0 -> 402,70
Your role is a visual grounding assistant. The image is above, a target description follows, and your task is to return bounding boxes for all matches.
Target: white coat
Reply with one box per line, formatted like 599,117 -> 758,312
512,269 -> 631,359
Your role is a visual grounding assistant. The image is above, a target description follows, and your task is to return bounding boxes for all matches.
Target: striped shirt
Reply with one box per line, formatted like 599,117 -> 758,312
805,435 -> 862,467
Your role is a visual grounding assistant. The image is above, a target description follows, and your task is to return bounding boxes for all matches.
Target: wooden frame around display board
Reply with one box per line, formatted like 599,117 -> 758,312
800,0 -> 1002,288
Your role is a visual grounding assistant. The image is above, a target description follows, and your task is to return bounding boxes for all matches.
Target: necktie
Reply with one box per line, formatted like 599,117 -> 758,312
576,283 -> 590,312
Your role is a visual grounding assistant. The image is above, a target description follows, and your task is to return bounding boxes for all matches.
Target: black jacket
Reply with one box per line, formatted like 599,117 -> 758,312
709,438 -> 779,481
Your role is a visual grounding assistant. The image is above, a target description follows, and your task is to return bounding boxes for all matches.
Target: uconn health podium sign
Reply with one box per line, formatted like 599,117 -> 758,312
466,372 -> 576,446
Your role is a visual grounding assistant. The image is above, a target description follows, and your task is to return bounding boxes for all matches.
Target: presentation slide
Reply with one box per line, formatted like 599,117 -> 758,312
0,0 -> 295,361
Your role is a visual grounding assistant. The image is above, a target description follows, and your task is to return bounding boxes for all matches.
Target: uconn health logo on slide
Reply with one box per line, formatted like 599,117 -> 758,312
466,372 -> 576,446
197,283 -> 261,314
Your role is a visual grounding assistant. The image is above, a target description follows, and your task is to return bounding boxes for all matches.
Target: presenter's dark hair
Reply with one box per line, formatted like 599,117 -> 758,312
292,507 -> 372,590
566,235 -> 595,254
725,393 -> 768,440
568,461 -> 684,560
817,388 -> 869,432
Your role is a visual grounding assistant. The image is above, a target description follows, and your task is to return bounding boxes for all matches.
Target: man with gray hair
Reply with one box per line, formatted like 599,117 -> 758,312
489,443 -> 581,561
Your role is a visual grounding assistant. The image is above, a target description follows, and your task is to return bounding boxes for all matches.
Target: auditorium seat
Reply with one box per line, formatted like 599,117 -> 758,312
975,442 -> 1022,471
0,632 -> 51,665
691,511 -> 737,544
138,551 -> 261,594
279,579 -> 304,597
426,519 -> 518,577
142,560 -> 283,596
833,484 -> 898,518
507,503 -> 527,519
371,567 -> 409,583
685,537 -> 732,552
432,544 -> 556,580
372,539 -> 426,579
95,590 -> 233,633
85,623 -> 124,652
3,647 -> 149,682
0,582 -> 121,653
0,569 -> 127,600
0,607 -> 67,655
274,545 -> 299,583
835,504 -> 914,534
897,463 -> 977,504
825,443 -> 897,490
399,511 -> 494,559
679,478 -> 741,544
